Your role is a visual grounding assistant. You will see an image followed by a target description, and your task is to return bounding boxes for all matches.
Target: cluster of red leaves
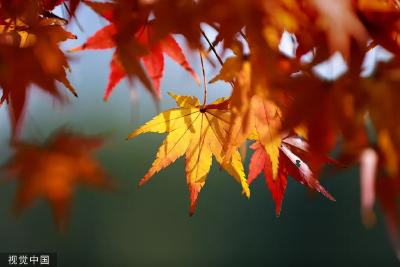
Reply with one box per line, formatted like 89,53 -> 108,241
71,1 -> 199,100
1,0 -> 400,257
0,0 -> 79,134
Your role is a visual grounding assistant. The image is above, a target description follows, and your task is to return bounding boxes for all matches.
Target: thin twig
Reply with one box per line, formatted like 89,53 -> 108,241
199,51 -> 207,107
201,29 -> 235,88
63,3 -> 84,32
201,29 -> 224,66
239,30 -> 247,41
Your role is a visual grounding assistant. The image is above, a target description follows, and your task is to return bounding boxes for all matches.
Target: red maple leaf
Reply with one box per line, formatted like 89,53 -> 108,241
248,136 -> 335,216
0,18 -> 77,136
72,1 -> 199,101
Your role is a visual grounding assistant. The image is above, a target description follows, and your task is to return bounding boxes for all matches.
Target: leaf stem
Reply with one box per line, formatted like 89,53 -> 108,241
199,51 -> 207,107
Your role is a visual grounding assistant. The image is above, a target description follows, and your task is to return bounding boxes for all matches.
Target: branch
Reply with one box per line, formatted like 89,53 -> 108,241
201,29 -> 224,66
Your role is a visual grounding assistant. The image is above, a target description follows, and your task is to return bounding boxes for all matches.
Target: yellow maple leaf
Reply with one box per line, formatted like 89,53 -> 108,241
128,92 -> 250,215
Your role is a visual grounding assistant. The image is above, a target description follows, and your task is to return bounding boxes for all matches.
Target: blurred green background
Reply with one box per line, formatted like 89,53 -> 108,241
0,5 -> 398,267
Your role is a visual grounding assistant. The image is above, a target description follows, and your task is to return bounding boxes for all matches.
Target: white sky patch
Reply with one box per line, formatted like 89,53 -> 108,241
52,5 -> 63,17
361,46 -> 393,77
279,31 -> 297,58
313,52 -> 348,80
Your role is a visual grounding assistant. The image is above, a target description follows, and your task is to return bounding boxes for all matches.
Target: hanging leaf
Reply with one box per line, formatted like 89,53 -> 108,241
248,136 -> 335,216
128,92 -> 249,215
72,1 -> 198,101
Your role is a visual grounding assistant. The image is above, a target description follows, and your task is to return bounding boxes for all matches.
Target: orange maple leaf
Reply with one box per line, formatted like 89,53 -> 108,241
2,131 -> 113,231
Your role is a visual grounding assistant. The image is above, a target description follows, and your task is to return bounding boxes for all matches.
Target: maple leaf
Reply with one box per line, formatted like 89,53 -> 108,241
0,0 -> 80,20
2,130 -> 113,231
128,92 -> 250,215
248,137 -> 335,216
248,97 -> 283,180
306,0 -> 369,60
0,17 -> 77,135
209,43 -> 298,165
279,70 -> 368,175
72,1 -> 199,101
3,0 -> 400,258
